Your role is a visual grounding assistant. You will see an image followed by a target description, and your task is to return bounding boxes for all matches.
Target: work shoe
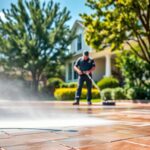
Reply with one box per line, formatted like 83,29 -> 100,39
73,102 -> 79,105
88,101 -> 92,105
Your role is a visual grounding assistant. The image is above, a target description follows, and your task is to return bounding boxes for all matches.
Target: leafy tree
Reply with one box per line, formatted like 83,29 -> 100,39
0,0 -> 75,93
117,51 -> 150,88
116,51 -> 150,99
81,0 -> 150,64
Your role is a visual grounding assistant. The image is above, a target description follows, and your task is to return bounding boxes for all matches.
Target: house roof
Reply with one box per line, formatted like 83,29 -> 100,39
71,20 -> 84,33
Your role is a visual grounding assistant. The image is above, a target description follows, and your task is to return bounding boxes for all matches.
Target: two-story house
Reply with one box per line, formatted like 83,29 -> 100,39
65,20 -> 117,83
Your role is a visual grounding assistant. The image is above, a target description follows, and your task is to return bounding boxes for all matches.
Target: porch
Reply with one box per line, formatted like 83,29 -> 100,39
65,49 -> 118,82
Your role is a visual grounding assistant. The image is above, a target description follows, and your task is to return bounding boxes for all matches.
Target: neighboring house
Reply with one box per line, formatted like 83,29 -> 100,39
65,20 -> 120,83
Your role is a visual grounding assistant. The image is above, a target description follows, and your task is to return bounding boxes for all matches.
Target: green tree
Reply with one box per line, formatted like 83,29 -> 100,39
81,0 -> 150,63
0,0 -> 75,93
116,51 -> 150,99
117,51 -> 150,88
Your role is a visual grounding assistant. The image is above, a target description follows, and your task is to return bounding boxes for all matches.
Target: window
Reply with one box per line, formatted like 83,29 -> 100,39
68,63 -> 72,80
74,71 -> 78,80
73,62 -> 78,80
77,34 -> 82,51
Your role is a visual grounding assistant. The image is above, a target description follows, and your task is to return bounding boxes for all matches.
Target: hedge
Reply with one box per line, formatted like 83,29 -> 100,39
101,87 -> 126,100
97,77 -> 119,90
41,78 -> 64,96
112,87 -> 126,100
54,88 -> 100,100
101,88 -> 112,100
126,88 -> 135,100
126,88 -> 150,100
60,82 -> 78,88
47,78 -> 64,88
60,82 -> 96,89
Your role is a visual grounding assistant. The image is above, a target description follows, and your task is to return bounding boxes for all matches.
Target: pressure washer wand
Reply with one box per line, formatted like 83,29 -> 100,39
85,73 -> 101,98
85,73 -> 116,106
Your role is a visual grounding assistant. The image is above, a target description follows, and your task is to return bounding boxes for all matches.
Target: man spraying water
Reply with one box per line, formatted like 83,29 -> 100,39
73,50 -> 96,105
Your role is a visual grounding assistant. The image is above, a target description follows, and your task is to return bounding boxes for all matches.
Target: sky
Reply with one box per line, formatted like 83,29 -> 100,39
0,0 -> 92,27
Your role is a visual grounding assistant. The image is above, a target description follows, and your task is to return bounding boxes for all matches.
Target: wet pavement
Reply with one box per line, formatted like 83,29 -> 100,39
0,101 -> 150,150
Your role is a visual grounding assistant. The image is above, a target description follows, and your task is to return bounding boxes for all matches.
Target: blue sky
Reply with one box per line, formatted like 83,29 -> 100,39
0,0 -> 92,27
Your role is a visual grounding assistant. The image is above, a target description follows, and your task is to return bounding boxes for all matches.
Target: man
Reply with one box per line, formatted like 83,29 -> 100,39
73,50 -> 96,105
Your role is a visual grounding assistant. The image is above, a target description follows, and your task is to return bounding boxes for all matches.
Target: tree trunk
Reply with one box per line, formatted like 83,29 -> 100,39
32,72 -> 39,94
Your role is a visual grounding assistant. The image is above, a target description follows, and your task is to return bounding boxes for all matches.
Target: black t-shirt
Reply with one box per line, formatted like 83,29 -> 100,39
75,57 -> 96,72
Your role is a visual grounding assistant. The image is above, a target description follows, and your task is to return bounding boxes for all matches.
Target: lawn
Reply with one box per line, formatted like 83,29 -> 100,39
77,99 -> 102,103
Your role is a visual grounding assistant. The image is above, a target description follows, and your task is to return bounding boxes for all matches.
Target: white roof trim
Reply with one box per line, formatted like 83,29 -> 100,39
71,20 -> 84,33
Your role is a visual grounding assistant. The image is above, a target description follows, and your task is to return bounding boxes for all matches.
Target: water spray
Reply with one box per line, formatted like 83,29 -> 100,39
86,73 -> 116,106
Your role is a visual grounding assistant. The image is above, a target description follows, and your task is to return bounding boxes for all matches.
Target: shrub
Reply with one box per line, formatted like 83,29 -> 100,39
54,88 -> 100,100
60,82 -> 77,88
112,87 -> 126,100
117,51 -> 150,100
101,88 -> 112,100
97,77 -> 119,90
45,78 -> 64,96
60,82 -> 89,88
125,87 -> 150,100
54,88 -> 75,100
91,89 -> 100,99
101,87 -> 126,100
68,82 -> 78,88
134,87 -> 150,100
47,78 -> 64,88
60,83 -> 69,88
126,88 -> 136,100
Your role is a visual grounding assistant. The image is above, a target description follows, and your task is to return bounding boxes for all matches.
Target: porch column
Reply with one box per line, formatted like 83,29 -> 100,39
105,54 -> 111,77
72,62 -> 74,81
65,63 -> 68,82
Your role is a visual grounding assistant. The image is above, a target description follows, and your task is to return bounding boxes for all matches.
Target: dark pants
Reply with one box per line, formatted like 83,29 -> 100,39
75,75 -> 92,102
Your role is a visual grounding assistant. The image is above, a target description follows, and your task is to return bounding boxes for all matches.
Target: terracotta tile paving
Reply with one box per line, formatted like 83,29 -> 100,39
0,101 -> 150,150
78,141 -> 150,150
57,136 -> 105,149
0,131 -> 69,147
127,136 -> 150,146
4,141 -> 70,150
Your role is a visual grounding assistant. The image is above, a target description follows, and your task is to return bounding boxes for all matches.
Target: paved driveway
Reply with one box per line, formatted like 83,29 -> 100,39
0,101 -> 150,150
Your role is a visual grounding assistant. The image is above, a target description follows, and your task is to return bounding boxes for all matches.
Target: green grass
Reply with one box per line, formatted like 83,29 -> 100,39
80,99 -> 102,103
54,98 -> 102,103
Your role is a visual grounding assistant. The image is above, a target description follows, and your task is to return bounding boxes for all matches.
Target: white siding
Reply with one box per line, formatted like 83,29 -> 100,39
82,31 -> 92,52
93,58 -> 105,81
70,39 -> 76,53
70,25 -> 91,55
65,60 -> 78,82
